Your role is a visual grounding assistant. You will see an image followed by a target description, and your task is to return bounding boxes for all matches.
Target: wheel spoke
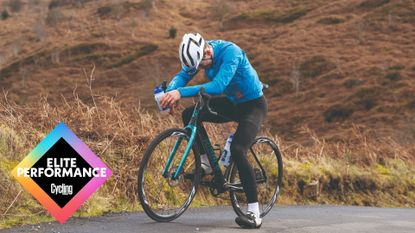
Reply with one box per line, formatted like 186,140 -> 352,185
138,129 -> 200,222
229,137 -> 283,217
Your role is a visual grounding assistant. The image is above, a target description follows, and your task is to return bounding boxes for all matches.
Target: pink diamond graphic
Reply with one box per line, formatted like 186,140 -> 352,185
11,122 -> 112,224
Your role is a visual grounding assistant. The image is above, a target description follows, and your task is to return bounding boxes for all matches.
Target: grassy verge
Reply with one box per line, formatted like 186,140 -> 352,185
0,95 -> 414,229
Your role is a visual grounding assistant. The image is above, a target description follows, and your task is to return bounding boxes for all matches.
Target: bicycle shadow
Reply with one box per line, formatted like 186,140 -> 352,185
140,220 -> 244,230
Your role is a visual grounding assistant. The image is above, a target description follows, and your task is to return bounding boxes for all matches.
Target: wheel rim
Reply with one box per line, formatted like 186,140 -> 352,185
230,138 -> 282,217
140,131 -> 198,219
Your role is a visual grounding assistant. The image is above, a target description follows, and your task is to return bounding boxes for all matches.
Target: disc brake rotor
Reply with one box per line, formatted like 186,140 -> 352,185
167,166 -> 182,187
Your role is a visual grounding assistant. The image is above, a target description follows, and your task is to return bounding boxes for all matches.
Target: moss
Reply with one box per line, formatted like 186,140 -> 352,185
227,7 -> 308,26
384,72 -> 401,81
137,44 -> 158,56
8,0 -> 22,12
275,8 -> 309,24
375,164 -> 390,175
96,6 -> 112,17
0,214 -> 55,229
74,194 -> 113,217
0,48 -> 56,79
49,0 -> 93,10
324,104 -> 354,122
321,72 -> 343,80
62,43 -> 110,57
317,92 -> 326,98
46,9 -> 66,26
365,66 -> 383,77
388,65 -> 405,70
358,0 -> 390,9
168,26 -> 177,39
0,158 -> 19,172
407,98 -> 415,110
359,99 -> 376,110
281,157 -> 415,206
105,44 -> 158,68
299,56 -> 336,78
352,176 -> 377,193
70,52 -> 122,66
97,0 -> 153,18
61,43 -> 134,67
364,0 -> 415,25
326,176 -> 342,193
300,162 -> 313,172
344,79 -> 363,89
352,87 -> 383,110
267,78 -> 293,97
1,10 -> 9,20
317,17 -> 344,25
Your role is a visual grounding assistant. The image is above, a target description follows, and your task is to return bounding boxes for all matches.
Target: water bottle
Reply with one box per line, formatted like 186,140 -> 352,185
219,134 -> 233,167
154,85 -> 170,114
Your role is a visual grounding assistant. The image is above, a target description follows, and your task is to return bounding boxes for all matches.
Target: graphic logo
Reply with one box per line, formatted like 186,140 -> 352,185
11,122 -> 112,224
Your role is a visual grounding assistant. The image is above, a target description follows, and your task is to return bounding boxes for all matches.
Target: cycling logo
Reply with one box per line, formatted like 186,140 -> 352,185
11,122 -> 112,224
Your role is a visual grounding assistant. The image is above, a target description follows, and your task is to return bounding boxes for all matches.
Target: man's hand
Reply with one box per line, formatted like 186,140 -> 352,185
160,90 -> 181,110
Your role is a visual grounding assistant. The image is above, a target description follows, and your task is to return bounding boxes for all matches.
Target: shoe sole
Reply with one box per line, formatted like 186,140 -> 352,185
235,217 -> 261,229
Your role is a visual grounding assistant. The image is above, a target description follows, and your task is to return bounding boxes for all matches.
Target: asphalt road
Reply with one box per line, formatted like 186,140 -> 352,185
1,205 -> 415,233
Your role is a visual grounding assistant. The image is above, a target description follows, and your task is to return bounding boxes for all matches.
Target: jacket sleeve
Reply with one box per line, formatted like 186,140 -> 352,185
177,45 -> 241,97
166,68 -> 197,92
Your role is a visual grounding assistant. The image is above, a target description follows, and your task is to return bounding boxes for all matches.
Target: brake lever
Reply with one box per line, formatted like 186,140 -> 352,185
198,88 -> 218,116
206,98 -> 219,116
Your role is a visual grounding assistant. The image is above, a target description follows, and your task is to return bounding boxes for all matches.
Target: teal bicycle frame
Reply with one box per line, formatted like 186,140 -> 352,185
161,90 -> 225,189
161,124 -> 197,180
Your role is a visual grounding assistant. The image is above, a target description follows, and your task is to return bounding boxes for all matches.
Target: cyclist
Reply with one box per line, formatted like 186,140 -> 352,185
160,33 -> 267,229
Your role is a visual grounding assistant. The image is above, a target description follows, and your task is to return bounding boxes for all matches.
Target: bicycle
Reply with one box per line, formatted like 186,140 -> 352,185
137,85 -> 283,222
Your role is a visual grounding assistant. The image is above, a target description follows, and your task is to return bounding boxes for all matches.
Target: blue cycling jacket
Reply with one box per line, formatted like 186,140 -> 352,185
166,40 -> 263,104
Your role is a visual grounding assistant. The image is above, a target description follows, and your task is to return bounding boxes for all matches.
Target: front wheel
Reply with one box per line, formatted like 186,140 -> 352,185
137,128 -> 201,222
228,136 -> 283,218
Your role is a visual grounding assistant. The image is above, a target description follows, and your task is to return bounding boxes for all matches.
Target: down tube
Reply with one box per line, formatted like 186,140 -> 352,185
173,125 -> 197,179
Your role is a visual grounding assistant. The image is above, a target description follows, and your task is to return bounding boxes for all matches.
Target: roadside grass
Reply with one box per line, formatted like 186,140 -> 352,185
0,94 -> 414,229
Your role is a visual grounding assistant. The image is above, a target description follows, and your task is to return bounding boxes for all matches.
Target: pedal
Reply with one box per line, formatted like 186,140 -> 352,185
200,180 -> 216,188
201,178 -> 227,197
209,185 -> 227,197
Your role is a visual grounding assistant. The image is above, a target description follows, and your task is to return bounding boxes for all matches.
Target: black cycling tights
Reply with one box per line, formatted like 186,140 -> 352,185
182,95 -> 268,203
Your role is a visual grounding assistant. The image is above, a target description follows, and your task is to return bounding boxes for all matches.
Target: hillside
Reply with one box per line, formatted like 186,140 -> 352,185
1,0 -> 415,228
0,0 -> 414,145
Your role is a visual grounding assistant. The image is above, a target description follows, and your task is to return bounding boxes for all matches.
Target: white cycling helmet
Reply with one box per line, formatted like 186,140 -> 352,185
179,33 -> 205,71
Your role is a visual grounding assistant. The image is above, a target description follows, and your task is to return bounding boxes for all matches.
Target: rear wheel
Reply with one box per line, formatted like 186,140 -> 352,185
228,136 -> 283,218
137,128 -> 201,222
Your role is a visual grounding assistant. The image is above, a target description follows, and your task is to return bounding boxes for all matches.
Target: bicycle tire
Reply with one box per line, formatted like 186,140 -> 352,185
228,136 -> 283,218
137,128 -> 201,222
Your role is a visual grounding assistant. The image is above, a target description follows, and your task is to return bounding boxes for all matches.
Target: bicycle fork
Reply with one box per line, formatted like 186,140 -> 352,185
161,126 -> 197,180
